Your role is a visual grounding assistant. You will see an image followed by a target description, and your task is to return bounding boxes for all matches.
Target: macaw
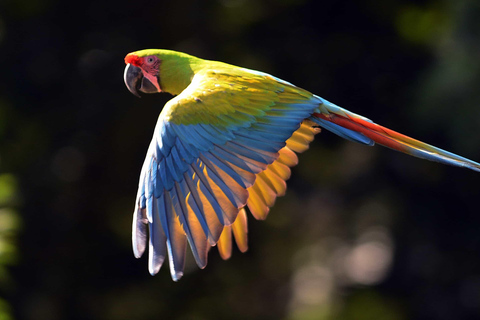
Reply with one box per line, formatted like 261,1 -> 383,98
124,49 -> 480,281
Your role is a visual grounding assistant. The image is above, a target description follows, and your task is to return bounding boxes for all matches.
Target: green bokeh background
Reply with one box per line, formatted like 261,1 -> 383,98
1,0 -> 480,319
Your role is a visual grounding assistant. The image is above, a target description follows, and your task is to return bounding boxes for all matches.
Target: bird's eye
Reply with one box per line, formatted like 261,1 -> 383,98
146,57 -> 155,64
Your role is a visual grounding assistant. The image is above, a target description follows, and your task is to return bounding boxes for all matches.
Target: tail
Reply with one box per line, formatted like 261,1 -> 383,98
309,98 -> 480,173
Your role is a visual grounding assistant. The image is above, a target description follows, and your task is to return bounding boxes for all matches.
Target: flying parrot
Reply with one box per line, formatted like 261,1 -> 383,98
124,49 -> 480,281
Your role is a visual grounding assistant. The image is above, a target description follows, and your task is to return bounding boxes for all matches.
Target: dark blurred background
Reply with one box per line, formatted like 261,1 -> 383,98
1,0 -> 480,319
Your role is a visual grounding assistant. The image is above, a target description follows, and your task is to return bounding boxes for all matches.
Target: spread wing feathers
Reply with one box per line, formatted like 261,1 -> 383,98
133,67 -> 321,280
216,121 -> 320,259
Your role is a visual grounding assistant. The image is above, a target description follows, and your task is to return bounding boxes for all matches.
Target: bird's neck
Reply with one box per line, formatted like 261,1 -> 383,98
159,55 -> 202,96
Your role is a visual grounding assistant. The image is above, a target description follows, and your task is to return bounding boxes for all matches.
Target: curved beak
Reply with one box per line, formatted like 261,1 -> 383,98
124,64 -> 142,97
124,64 -> 160,97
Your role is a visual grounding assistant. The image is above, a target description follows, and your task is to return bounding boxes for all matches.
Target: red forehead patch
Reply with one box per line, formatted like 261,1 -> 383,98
125,54 -> 142,67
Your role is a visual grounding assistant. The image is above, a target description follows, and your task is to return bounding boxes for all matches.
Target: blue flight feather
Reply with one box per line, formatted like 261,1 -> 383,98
148,198 -> 166,275
198,154 -> 247,208
211,146 -> 264,174
203,152 -> 249,188
186,165 -> 227,226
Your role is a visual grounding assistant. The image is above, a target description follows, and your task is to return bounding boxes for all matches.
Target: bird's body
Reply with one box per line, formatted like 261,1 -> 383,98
124,49 -> 480,281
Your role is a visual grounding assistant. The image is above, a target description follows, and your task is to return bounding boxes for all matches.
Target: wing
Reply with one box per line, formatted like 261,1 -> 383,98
216,121 -> 321,260
133,67 -> 321,280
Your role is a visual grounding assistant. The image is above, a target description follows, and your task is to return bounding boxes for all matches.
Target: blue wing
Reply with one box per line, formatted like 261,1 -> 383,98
132,68 -> 321,280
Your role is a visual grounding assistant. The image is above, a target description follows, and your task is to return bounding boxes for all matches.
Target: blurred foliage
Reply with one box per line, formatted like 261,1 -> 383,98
395,3 -> 451,45
0,112 -> 21,319
1,0 -> 480,319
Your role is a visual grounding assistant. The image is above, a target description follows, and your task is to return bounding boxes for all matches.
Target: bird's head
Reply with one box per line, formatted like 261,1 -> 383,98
124,49 -> 198,97
124,51 -> 162,97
